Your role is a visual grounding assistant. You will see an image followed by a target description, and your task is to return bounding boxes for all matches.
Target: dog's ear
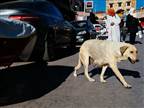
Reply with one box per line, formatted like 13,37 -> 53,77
120,46 -> 128,56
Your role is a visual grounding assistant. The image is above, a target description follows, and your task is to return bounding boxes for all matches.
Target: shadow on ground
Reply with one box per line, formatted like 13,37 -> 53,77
78,67 -> 141,79
0,62 -> 74,106
49,47 -> 79,61
125,40 -> 143,44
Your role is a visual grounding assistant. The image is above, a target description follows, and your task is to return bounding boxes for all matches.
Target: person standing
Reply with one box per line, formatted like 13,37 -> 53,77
116,9 -> 127,42
105,8 -> 121,42
126,8 -> 141,44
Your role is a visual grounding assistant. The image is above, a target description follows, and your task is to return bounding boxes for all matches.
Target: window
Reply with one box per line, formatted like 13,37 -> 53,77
35,2 -> 63,19
126,9 -> 130,11
126,1 -> 131,6
109,3 -> 113,8
118,2 -> 122,7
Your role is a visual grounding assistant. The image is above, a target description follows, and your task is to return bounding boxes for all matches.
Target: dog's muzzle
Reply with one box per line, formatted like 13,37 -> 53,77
128,57 -> 139,64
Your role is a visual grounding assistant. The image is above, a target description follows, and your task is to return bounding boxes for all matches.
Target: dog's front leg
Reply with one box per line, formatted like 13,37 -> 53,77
110,63 -> 132,88
84,65 -> 95,82
100,66 -> 108,83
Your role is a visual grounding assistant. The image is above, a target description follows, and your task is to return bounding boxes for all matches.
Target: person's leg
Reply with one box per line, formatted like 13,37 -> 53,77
123,34 -> 126,42
130,32 -> 136,44
121,27 -> 126,42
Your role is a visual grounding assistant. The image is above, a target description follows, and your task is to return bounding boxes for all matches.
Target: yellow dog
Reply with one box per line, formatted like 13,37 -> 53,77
74,39 -> 138,88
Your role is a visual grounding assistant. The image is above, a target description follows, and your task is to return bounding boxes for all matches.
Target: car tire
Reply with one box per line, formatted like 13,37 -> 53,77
45,31 -> 56,61
29,30 -> 45,62
67,36 -> 76,51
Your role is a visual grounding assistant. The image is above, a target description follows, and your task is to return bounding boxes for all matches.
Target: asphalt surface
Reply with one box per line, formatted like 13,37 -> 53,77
0,36 -> 144,108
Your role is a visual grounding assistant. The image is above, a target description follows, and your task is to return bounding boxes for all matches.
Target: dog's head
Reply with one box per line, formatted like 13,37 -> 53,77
120,45 -> 138,64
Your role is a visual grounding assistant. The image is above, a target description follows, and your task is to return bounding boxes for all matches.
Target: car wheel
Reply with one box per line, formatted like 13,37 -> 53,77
68,35 -> 76,51
45,31 -> 56,61
29,30 -> 45,62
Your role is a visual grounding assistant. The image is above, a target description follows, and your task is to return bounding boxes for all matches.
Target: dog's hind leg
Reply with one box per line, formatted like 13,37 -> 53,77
74,55 -> 82,77
82,55 -> 95,82
100,66 -> 108,83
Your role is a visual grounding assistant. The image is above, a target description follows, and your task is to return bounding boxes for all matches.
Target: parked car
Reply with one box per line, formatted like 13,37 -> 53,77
136,17 -> 144,38
0,18 -> 37,66
48,0 -> 76,21
0,0 -> 76,62
93,24 -> 108,40
139,17 -> 144,29
70,20 -> 97,44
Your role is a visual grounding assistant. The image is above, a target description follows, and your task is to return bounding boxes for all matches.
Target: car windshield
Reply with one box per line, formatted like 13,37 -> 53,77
35,2 -> 64,20
0,0 -> 64,21
72,20 -> 94,30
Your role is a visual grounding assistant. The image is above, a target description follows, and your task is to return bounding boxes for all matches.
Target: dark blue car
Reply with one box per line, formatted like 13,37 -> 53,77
0,0 -> 76,62
0,18 -> 36,66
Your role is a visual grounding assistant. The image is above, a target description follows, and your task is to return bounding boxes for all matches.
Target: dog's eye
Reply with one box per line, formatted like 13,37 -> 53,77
136,51 -> 138,53
130,51 -> 133,53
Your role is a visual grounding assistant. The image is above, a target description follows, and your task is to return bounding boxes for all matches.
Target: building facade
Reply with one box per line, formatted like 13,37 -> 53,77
83,0 -> 138,12
84,0 -> 106,12
77,0 -> 143,20
106,0 -> 136,11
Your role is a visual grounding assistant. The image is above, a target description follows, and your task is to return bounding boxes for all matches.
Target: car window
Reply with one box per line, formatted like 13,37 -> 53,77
72,21 -> 87,28
77,22 -> 87,28
0,2 -> 34,9
34,2 -> 64,20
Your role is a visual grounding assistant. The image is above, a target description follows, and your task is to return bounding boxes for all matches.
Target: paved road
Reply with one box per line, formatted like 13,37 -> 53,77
0,37 -> 144,108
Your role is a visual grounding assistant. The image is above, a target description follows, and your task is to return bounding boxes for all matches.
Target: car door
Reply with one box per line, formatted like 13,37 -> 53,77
54,21 -> 75,45
34,2 -> 74,46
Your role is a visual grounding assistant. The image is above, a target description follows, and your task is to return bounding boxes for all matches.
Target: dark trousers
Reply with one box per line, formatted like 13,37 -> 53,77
120,27 -> 127,42
129,32 -> 136,44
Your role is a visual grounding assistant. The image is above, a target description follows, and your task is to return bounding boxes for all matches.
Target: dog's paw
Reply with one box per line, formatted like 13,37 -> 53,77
100,79 -> 107,83
88,78 -> 95,82
73,73 -> 77,77
124,84 -> 132,88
